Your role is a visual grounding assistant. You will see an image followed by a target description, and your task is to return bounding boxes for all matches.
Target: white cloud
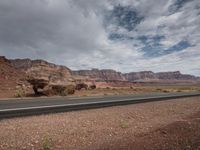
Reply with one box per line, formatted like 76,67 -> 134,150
0,0 -> 199,75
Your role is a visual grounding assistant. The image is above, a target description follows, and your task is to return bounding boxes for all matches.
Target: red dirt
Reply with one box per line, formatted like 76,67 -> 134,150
0,97 -> 199,150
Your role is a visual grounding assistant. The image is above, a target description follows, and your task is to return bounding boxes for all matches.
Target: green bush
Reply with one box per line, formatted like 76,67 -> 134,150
42,137 -> 51,150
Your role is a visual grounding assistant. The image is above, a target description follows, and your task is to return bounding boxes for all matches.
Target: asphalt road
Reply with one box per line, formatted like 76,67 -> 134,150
0,92 -> 200,119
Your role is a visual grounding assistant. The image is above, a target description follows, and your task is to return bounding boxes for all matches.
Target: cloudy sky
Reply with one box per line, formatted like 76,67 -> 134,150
0,0 -> 200,75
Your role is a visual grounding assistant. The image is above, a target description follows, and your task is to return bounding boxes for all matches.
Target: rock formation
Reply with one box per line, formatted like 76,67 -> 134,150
124,71 -> 157,81
10,58 -> 98,95
8,56 -> 200,93
124,71 -> 199,82
25,60 -> 75,95
0,56 -> 28,98
72,69 -> 126,81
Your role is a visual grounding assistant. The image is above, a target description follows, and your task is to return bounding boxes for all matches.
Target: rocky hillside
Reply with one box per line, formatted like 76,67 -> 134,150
10,58 -> 74,84
73,69 -> 199,82
10,59 -> 72,73
26,61 -> 73,84
72,69 -> 126,81
0,56 -> 24,85
9,57 -> 199,83
124,71 -> 157,81
0,56 -> 26,97
9,58 -> 76,96
156,71 -> 197,80
124,71 -> 199,82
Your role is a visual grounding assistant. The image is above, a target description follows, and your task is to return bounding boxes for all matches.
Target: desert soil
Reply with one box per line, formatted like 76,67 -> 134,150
1,84 -> 200,99
0,97 -> 200,150
73,85 -> 200,97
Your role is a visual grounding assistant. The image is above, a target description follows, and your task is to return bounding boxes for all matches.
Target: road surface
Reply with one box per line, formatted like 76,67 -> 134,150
0,92 -> 200,119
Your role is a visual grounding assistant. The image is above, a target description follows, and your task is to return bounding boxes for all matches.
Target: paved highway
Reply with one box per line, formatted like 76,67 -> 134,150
0,92 -> 200,119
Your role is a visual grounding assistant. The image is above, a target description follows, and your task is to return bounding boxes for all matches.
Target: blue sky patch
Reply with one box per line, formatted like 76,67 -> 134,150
138,35 -> 165,45
142,40 -> 192,57
106,5 -> 144,32
169,0 -> 192,13
108,33 -> 134,40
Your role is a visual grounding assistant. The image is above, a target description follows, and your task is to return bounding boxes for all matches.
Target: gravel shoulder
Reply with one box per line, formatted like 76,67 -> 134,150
0,97 -> 200,150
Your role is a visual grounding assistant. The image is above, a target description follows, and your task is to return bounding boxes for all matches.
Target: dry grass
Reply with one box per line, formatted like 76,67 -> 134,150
73,85 -> 200,97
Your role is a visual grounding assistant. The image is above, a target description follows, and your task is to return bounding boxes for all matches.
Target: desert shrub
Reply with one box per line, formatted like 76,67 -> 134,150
52,85 -> 65,92
50,85 -> 75,96
60,90 -> 67,96
89,84 -> 96,90
177,90 -> 182,92
65,85 -> 75,95
156,88 -> 162,91
15,88 -> 25,98
42,137 -> 51,150
75,83 -> 88,90
162,89 -> 170,93
106,87 -> 110,90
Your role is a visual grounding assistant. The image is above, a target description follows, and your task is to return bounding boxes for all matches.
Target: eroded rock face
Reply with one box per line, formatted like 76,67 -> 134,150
72,69 -> 126,81
0,56 -> 28,98
124,71 -> 157,81
156,71 -> 196,80
27,78 -> 49,94
10,58 -> 33,70
25,60 -> 75,95
73,68 -> 200,85
9,57 -> 200,91
0,56 -> 25,87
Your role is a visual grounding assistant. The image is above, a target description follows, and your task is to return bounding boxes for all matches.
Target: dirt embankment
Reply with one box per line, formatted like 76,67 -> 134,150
0,97 -> 199,150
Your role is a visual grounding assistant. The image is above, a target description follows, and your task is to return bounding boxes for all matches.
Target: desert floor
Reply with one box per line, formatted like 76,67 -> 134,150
0,96 -> 199,150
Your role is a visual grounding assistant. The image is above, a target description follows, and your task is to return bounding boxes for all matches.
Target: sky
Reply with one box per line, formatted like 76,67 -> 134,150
0,0 -> 200,75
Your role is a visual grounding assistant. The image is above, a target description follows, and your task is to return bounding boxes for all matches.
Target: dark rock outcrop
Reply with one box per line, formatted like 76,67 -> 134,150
75,83 -> 88,90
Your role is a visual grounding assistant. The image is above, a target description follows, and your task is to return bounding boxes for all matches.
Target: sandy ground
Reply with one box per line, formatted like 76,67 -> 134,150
57,85 -> 200,97
0,97 -> 200,150
1,85 -> 200,99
